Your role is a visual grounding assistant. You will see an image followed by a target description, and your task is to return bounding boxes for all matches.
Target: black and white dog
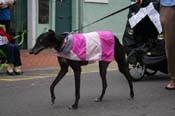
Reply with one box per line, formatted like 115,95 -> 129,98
30,30 -> 134,109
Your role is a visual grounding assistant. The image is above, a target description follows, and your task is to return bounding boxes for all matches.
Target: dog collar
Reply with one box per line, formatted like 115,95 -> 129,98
59,34 -> 73,54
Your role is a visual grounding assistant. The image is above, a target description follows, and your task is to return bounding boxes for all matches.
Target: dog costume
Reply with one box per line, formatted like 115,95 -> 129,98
56,31 -> 114,62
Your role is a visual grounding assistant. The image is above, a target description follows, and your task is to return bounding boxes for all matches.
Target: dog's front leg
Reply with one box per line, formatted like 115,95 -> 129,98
69,61 -> 81,109
50,58 -> 69,104
50,70 -> 67,104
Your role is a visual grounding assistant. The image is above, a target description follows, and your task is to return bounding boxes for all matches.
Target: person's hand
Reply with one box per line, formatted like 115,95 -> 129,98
0,4 -> 8,9
136,0 -> 144,4
13,0 -> 16,5
7,0 -> 16,6
136,0 -> 150,7
0,0 -> 16,9
7,0 -> 16,9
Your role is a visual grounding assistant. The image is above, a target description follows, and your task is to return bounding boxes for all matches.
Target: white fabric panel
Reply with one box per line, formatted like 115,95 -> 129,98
83,32 -> 102,61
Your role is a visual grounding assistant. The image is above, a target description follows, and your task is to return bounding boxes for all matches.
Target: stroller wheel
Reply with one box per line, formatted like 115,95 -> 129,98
127,52 -> 146,81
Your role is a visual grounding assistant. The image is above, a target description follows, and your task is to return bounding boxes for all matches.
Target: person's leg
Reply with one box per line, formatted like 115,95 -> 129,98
0,44 -> 8,61
13,44 -> 22,66
160,6 -> 175,89
13,44 -> 22,74
4,44 -> 14,75
6,44 -> 15,64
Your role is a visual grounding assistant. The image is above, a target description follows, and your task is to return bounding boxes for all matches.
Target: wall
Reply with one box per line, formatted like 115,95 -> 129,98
81,0 -> 130,41
26,0 -> 130,49
71,0 -> 80,32
11,0 -> 27,48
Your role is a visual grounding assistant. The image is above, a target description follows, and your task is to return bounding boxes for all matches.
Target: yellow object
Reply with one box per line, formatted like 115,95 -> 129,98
0,24 -> 6,31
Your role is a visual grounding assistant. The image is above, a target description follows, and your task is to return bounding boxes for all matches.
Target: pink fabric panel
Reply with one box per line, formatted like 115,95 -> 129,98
98,31 -> 114,62
71,34 -> 86,60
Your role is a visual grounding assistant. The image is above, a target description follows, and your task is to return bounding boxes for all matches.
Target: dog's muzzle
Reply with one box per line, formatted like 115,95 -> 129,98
29,46 -> 46,55
29,49 -> 34,54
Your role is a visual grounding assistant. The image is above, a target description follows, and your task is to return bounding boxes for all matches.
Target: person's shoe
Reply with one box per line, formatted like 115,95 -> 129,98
14,66 -> 22,75
165,80 -> 175,90
6,64 -> 14,75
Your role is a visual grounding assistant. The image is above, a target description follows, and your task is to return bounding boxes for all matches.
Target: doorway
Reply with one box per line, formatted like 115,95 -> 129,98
37,0 -> 51,36
55,0 -> 72,34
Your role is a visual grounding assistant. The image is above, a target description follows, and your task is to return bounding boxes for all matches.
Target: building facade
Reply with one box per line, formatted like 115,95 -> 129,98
11,0 -> 130,49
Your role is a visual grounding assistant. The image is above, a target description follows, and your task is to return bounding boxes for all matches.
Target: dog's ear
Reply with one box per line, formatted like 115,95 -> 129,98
48,29 -> 55,33
47,29 -> 56,37
56,33 -> 68,41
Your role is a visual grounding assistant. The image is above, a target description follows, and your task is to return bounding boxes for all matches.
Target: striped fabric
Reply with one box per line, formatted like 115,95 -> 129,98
56,31 -> 114,62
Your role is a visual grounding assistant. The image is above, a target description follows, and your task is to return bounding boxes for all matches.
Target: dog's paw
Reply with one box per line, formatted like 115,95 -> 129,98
94,97 -> 102,102
68,105 -> 78,110
128,96 -> 134,100
51,97 -> 55,105
130,92 -> 134,100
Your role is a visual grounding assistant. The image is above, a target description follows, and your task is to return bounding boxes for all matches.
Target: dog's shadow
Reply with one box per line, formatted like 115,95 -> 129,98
139,73 -> 169,82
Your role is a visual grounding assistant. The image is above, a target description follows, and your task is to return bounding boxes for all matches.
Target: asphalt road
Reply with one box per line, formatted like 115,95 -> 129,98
0,69 -> 175,116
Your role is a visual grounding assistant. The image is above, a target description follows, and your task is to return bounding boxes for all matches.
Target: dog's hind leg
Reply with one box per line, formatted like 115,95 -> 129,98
94,61 -> 109,102
114,37 -> 134,99
50,57 -> 69,104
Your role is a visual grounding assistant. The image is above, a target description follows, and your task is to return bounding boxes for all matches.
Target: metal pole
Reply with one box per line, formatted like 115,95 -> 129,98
78,0 -> 83,33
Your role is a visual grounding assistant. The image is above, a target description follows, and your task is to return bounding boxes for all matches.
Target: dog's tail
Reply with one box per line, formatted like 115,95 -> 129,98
114,36 -> 126,73
114,36 -> 134,98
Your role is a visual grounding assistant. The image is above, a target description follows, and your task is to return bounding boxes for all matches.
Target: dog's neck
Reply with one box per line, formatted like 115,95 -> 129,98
54,33 -> 69,52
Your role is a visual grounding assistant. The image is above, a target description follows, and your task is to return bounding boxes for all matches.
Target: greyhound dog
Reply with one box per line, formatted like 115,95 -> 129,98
30,30 -> 134,109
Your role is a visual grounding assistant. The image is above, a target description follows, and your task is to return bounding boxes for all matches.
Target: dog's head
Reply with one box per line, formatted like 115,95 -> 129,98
30,29 -> 68,55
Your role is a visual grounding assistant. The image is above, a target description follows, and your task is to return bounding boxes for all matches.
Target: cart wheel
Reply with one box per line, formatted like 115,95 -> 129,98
145,68 -> 157,76
127,53 -> 146,81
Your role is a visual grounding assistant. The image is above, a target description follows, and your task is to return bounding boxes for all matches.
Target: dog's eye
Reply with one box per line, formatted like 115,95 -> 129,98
39,39 -> 43,43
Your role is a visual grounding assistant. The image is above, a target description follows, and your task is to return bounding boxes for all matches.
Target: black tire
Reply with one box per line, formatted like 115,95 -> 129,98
126,52 -> 146,81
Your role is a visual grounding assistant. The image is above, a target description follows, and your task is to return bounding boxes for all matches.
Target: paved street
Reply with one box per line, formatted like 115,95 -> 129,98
0,66 -> 175,116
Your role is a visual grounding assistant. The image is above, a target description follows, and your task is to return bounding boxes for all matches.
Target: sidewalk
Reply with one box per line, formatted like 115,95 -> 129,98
21,49 -> 117,72
0,49 -> 118,80
21,49 -> 58,71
